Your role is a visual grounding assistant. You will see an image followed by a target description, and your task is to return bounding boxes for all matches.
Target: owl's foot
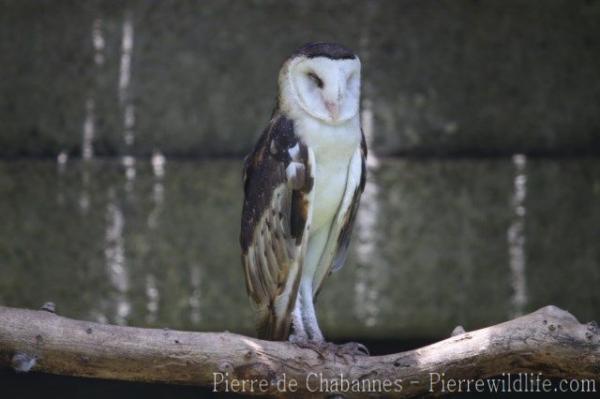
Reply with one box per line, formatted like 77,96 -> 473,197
289,337 -> 369,360
334,341 -> 370,357
289,335 -> 329,359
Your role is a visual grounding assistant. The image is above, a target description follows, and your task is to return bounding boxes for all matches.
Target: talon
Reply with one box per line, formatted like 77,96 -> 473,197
335,341 -> 370,357
291,339 -> 369,360
291,339 -> 328,359
356,343 -> 370,356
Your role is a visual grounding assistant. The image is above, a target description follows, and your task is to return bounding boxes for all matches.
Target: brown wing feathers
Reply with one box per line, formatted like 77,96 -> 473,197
240,115 -> 312,340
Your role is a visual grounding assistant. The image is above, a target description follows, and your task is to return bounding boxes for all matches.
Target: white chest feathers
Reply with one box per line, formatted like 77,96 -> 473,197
296,116 -> 361,233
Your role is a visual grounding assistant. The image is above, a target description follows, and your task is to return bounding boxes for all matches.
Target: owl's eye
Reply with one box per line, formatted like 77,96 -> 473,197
307,72 -> 324,89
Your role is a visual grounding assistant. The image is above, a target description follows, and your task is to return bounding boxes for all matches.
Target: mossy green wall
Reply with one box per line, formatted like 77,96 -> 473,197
1,0 -> 599,158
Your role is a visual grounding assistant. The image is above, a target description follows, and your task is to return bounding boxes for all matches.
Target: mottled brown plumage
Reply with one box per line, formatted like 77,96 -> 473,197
240,114 -> 315,339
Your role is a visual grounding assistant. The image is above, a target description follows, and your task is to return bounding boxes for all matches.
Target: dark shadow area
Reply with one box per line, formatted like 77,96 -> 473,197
0,369 -> 245,399
3,365 -> 595,398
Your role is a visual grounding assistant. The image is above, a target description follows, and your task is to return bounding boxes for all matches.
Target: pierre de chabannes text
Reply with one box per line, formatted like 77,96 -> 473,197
213,371 -> 597,394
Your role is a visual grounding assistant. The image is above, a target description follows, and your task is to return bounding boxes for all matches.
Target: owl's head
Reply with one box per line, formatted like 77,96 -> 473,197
278,43 -> 361,125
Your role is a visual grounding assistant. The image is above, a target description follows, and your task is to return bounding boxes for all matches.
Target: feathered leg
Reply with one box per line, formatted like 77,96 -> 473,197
300,280 -> 324,341
289,226 -> 369,356
288,294 -> 308,342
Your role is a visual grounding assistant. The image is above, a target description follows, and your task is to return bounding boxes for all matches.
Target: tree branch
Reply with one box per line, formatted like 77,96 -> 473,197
0,305 -> 598,397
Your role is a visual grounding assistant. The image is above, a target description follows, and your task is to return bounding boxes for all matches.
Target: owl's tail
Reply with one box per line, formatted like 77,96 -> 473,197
255,305 -> 292,341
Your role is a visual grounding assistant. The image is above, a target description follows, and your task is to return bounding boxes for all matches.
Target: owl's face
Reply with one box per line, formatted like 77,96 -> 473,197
281,55 -> 361,125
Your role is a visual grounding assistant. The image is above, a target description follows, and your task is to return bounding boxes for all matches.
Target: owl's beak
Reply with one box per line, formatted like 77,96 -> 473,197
324,100 -> 340,121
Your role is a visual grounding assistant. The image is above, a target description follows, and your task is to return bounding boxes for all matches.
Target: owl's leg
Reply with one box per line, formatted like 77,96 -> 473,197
288,290 -> 328,358
297,281 -> 368,358
300,280 -> 324,342
288,294 -> 308,342
296,227 -> 329,342
290,227 -> 369,357
291,282 -> 369,358
287,281 -> 328,359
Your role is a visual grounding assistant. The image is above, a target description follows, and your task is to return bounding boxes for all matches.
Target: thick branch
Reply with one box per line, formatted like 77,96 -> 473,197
0,305 -> 598,397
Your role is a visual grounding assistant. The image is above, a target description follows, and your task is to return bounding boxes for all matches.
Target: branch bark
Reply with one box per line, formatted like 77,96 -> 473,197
0,305 -> 598,398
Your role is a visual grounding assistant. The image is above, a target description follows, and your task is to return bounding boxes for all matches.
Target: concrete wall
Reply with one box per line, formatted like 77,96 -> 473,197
2,158 -> 599,336
1,0 -> 599,158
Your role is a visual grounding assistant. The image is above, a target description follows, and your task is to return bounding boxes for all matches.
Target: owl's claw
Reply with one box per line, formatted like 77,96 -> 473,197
335,341 -> 370,357
290,337 -> 328,359
290,338 -> 369,360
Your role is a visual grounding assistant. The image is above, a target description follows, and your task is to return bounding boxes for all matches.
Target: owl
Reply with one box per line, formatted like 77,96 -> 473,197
240,42 -> 367,355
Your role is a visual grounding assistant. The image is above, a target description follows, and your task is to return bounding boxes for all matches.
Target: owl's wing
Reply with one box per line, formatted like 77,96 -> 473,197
313,133 -> 367,298
240,115 -> 315,340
